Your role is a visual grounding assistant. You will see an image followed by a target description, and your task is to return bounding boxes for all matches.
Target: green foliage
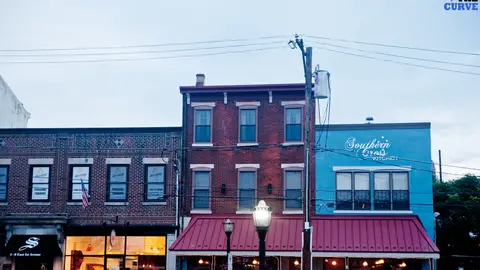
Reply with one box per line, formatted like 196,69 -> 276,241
434,175 -> 480,255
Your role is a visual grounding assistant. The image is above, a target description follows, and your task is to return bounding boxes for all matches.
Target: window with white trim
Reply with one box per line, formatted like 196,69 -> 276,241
0,166 -> 9,201
30,166 -> 51,201
70,166 -> 90,201
145,165 -> 166,201
239,109 -> 256,142
285,171 -> 302,209
193,171 -> 210,209
238,171 -> 255,209
336,172 -> 371,210
374,172 -> 410,210
107,165 -> 128,201
285,108 -> 302,142
194,109 -> 212,143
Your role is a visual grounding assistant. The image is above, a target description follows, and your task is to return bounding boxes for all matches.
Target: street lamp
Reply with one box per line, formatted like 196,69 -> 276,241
253,200 -> 272,270
224,219 -> 234,270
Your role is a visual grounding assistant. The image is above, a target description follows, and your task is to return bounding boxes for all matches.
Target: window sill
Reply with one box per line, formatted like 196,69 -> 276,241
333,210 -> 413,214
105,202 -> 129,206
0,202 -> 8,206
192,143 -> 213,147
282,142 -> 304,146
142,202 -> 167,206
67,202 -> 92,206
190,209 -> 212,214
237,142 -> 259,147
282,210 -> 303,214
26,202 -> 51,206
236,210 -> 253,214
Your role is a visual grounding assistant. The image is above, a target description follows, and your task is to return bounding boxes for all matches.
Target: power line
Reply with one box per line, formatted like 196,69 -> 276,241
310,40 -> 480,69
0,41 -> 285,58
313,46 -> 480,76
304,34 -> 480,57
0,35 -> 289,52
0,46 -> 286,65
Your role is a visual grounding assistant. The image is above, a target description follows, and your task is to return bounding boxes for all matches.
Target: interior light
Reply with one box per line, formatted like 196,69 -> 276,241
363,261 -> 368,267
400,262 -> 407,268
294,260 -> 300,266
332,261 -> 337,266
198,259 -> 204,264
325,259 -> 329,262
375,259 -> 385,265
252,259 -> 258,265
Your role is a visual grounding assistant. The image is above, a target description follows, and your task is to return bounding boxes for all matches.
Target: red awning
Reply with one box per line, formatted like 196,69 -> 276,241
169,215 -> 303,255
170,215 -> 439,258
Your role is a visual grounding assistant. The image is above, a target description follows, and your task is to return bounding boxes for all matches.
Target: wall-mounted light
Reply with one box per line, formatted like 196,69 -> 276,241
331,261 -> 337,266
198,259 -> 204,264
362,261 -> 368,267
221,184 -> 226,194
267,183 -> 273,194
294,260 -> 300,266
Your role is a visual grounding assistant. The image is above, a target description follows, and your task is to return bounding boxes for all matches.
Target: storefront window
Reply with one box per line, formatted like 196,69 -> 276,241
66,236 -> 105,255
127,236 -> 166,256
106,236 -> 125,255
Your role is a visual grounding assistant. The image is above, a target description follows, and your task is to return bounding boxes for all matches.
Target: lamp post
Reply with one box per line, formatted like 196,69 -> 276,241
253,200 -> 272,270
224,219 -> 234,270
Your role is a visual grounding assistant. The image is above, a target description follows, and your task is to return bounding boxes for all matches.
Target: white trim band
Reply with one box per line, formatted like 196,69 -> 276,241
143,157 -> 169,164
281,163 -> 305,169
333,210 -> 414,214
190,209 -> 212,214
191,102 -> 216,107
170,251 -> 301,257
281,100 -> 305,106
192,143 -> 213,147
237,142 -> 259,147
312,252 -> 439,259
190,164 -> 214,169
235,164 -> 260,169
0,159 -> 12,165
332,166 -> 412,172
236,101 -> 261,107
28,158 -> 54,165
106,158 -> 131,164
68,158 -> 94,164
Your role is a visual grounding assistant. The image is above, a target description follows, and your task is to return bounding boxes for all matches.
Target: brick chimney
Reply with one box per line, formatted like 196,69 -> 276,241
196,74 -> 205,87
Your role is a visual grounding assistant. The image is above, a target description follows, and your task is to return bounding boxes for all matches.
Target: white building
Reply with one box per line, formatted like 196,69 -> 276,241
0,75 -> 30,128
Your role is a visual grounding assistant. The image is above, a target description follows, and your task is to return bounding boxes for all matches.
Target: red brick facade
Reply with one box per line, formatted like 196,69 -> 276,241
0,127 -> 181,226
180,83 -> 316,216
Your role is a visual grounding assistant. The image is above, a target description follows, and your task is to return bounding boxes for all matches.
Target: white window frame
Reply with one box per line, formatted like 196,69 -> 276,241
283,104 -> 304,144
191,164 -> 214,214
283,164 -> 304,214
193,106 -> 214,146
235,164 -> 260,213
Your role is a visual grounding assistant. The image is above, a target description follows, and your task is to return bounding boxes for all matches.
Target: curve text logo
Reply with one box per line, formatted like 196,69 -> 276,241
444,0 -> 479,11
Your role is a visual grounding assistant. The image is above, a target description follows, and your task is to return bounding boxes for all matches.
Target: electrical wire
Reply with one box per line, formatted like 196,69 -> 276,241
310,40 -> 480,68
0,46 -> 286,65
0,35 -> 289,52
313,46 -> 480,76
304,34 -> 480,57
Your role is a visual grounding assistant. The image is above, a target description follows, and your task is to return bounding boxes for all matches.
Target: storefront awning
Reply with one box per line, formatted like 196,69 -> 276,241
169,215 -> 303,256
5,235 -> 62,257
311,215 -> 440,259
171,214 -> 439,259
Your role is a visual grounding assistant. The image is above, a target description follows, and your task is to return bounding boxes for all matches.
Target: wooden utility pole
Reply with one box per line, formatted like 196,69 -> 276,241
438,149 -> 443,182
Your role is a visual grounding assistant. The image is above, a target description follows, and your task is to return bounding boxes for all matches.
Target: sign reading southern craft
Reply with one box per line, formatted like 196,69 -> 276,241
344,136 -> 398,161
6,235 -> 61,257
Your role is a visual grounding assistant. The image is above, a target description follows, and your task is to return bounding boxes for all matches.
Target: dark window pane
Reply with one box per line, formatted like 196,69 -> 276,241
393,190 -> 410,210
195,126 -> 211,142
336,190 -> 352,210
240,125 -> 256,142
374,190 -> 391,210
194,189 -> 209,209
286,124 -> 301,141
286,189 -> 302,209
354,190 -> 371,210
0,167 -> 8,183
0,184 -> 6,200
109,183 -> 127,200
239,190 -> 255,209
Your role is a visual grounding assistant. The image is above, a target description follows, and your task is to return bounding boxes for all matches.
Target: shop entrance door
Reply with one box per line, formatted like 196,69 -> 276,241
106,256 -> 124,270
15,257 -> 53,270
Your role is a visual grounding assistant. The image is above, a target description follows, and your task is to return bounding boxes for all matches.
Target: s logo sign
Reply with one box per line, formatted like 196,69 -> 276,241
19,237 -> 40,251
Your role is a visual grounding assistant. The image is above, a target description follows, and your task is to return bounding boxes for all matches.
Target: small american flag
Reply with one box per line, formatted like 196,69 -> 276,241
81,179 -> 89,209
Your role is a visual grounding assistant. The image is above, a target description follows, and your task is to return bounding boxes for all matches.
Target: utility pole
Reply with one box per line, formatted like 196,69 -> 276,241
438,149 -> 443,182
290,35 -> 313,270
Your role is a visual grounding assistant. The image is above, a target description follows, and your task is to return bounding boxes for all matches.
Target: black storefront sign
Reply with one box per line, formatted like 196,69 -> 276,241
5,235 -> 61,257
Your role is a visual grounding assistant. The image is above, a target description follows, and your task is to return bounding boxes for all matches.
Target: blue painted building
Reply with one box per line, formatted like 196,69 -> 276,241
314,122 -> 439,270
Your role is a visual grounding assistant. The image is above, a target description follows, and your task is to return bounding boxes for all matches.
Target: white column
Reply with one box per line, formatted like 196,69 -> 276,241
166,234 -> 177,270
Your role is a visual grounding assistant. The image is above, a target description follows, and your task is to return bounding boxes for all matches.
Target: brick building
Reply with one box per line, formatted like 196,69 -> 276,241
170,75 -> 315,270
0,127 -> 181,270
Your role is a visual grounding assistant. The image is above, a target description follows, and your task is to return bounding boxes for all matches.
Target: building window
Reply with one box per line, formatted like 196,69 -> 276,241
238,171 -> 255,209
70,166 -> 90,201
193,171 -> 210,209
285,108 -> 302,142
107,165 -> 128,201
195,109 -> 212,143
145,165 -> 166,201
239,109 -> 256,142
0,166 -> 8,201
336,172 -> 371,210
285,171 -> 302,209
374,172 -> 410,210
30,166 -> 51,201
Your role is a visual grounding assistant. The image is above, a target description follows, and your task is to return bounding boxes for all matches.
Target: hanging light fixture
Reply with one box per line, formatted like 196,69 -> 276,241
400,262 -> 407,268
252,259 -> 258,265
332,261 -> 337,266
363,261 -> 368,267
294,260 -> 300,266
198,258 -> 204,264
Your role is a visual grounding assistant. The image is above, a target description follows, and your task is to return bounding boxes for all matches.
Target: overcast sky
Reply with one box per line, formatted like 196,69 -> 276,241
0,0 -> 479,180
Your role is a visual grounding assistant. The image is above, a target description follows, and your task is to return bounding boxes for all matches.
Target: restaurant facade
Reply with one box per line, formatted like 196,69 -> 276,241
0,127 -> 181,270
314,122 -> 439,270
